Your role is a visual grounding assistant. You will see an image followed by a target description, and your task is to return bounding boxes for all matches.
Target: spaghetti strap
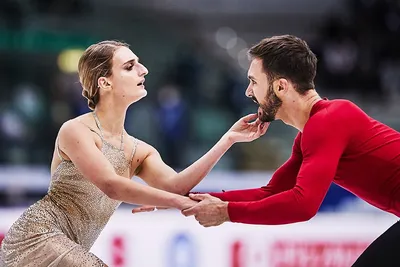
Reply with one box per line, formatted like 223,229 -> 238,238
87,127 -> 103,140
92,112 -> 104,139
129,137 -> 138,162
56,137 -> 66,161
79,122 -> 103,140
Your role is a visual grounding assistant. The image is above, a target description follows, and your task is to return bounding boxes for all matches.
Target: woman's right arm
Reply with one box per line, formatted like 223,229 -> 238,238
58,120 -> 195,210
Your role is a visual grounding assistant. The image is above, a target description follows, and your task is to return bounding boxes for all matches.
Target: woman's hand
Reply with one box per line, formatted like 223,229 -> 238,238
226,113 -> 269,144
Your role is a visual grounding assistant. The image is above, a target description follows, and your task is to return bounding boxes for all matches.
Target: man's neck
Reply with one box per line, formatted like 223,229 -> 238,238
280,91 -> 321,132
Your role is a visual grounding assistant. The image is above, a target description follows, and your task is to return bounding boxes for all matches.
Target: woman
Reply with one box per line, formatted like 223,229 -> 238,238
0,40 -> 268,266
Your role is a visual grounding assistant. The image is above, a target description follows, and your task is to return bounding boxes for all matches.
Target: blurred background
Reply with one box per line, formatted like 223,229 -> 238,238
0,0 -> 400,266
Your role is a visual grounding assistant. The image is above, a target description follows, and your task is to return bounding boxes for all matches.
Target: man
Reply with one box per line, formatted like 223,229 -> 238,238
182,35 -> 400,267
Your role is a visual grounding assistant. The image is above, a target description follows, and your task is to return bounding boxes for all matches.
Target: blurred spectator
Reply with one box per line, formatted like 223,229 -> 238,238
156,84 -> 189,168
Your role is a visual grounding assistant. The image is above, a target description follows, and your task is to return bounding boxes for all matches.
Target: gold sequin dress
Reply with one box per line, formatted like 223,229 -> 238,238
0,113 -> 138,267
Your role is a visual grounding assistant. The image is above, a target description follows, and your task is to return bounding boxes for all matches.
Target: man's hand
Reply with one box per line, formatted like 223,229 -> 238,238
181,193 -> 230,227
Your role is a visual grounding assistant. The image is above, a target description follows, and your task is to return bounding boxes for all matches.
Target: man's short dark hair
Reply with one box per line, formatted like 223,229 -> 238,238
248,35 -> 317,94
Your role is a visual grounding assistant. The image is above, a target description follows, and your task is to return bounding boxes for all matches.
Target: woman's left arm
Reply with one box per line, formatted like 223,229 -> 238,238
136,113 -> 268,195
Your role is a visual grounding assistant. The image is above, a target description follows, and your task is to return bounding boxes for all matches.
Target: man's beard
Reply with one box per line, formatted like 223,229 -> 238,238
258,84 -> 282,122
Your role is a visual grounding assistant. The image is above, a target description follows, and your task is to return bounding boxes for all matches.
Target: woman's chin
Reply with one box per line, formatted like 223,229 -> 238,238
139,89 -> 147,98
130,90 -> 147,103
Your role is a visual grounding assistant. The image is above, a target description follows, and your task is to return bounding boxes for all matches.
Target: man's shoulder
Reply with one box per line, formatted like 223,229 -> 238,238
303,100 -> 353,140
312,99 -> 363,123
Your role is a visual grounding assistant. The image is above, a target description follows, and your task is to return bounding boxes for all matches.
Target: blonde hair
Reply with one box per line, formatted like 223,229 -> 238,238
78,40 -> 129,110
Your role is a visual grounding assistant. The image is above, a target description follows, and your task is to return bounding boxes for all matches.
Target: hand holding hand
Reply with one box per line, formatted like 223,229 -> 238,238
181,193 -> 230,227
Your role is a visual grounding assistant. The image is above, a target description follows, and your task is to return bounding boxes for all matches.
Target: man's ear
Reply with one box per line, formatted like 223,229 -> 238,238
274,78 -> 289,96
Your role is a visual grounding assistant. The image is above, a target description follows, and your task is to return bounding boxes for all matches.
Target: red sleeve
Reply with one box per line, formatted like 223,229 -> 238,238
209,133 -> 303,202
228,111 -> 349,225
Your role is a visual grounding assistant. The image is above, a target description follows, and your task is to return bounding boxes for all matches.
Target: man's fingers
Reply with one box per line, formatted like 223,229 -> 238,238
181,206 -> 198,217
199,220 -> 215,228
189,193 -> 208,201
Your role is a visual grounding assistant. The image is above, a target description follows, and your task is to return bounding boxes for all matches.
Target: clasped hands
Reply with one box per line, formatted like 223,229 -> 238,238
132,194 -> 230,227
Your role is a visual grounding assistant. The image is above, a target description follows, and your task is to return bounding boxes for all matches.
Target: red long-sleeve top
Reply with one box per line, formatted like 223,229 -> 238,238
211,99 -> 400,225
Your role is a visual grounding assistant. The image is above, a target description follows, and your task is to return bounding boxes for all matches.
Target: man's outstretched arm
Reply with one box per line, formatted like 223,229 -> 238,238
226,116 -> 349,225
184,113 -> 350,226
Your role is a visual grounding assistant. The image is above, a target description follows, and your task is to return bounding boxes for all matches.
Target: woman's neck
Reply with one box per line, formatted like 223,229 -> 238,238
93,101 -> 127,135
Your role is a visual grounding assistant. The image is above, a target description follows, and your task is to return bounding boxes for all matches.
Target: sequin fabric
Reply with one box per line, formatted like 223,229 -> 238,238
0,114 -> 138,267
